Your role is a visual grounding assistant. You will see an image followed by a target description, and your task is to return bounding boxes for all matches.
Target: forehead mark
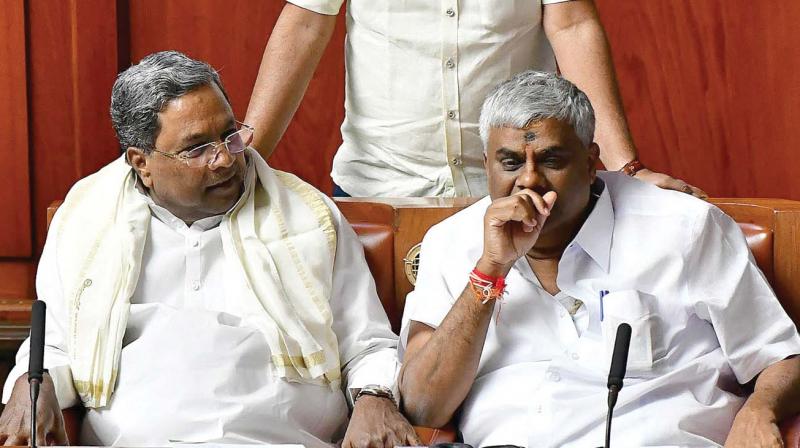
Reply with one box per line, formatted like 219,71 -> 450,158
523,131 -> 537,143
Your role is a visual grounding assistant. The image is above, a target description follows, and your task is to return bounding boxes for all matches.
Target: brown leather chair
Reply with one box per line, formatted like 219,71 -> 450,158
12,197 -> 800,445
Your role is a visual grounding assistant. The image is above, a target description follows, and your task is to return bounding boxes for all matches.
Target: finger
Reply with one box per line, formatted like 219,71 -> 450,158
489,195 -> 537,229
5,435 -> 28,446
365,435 -> 383,448
688,185 -> 708,199
53,426 -> 68,446
383,432 -> 401,448
658,176 -> 686,191
405,429 -> 423,446
508,194 -> 538,228
532,191 -> 558,229
36,428 -> 47,447
517,189 -> 550,217
542,190 -> 557,209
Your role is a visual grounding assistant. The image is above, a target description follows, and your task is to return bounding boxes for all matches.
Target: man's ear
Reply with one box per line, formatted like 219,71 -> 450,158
126,147 -> 153,188
587,142 -> 600,180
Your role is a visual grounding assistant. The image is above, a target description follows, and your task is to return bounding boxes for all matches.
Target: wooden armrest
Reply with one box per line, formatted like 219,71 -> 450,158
782,414 -> 800,448
414,423 -> 458,445
61,405 -> 84,445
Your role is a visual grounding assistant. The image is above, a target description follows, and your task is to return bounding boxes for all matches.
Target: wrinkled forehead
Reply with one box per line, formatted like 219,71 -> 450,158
155,84 -> 235,144
489,118 -> 580,152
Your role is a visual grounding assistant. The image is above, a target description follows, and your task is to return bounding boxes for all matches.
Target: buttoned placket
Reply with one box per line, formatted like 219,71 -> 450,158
440,0 -> 469,196
514,249 -> 586,440
183,226 -> 205,305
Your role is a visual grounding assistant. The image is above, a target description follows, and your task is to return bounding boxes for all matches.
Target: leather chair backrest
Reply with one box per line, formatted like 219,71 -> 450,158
334,201 -> 398,329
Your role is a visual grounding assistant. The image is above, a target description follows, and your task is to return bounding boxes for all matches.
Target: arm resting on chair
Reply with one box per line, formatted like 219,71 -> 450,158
727,356 -> 800,446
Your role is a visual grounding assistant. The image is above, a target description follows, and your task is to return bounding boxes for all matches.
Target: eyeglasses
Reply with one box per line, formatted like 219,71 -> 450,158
149,121 -> 254,168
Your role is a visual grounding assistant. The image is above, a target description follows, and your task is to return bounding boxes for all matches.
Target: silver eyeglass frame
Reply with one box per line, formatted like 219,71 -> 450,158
147,121 -> 255,167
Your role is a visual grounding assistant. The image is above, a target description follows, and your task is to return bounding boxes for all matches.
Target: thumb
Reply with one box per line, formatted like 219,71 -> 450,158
542,191 -> 557,211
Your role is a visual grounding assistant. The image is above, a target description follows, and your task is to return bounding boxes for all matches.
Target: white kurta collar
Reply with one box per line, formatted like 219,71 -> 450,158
570,178 -> 613,273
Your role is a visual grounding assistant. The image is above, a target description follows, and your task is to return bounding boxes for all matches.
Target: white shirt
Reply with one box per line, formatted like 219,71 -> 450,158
289,0 -> 571,197
401,172 -> 800,447
5,193 -> 399,447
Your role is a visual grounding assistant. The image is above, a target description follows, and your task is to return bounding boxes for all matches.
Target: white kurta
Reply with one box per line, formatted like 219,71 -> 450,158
401,171 -> 800,448
5,194 -> 398,447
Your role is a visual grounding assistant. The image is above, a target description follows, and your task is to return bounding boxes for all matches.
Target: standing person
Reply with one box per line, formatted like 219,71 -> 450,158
246,0 -> 706,198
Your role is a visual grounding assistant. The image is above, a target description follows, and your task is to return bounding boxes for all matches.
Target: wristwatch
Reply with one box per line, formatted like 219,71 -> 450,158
355,384 -> 395,403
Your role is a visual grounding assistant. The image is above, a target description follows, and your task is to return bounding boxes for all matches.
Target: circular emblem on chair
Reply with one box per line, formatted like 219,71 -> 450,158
403,243 -> 422,285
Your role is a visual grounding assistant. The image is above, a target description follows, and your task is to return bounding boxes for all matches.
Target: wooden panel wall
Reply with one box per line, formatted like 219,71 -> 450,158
0,0 -> 32,258
1,0 -> 799,304
595,0 -> 800,199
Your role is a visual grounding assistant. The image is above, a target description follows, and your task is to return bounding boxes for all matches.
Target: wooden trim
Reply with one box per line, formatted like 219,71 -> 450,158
774,208 -> 800,325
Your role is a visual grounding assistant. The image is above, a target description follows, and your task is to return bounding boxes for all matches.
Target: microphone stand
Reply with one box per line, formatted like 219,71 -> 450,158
604,384 -> 620,448
29,378 -> 40,448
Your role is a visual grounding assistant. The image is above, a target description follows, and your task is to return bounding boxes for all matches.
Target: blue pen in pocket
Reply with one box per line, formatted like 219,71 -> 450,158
599,290 -> 608,321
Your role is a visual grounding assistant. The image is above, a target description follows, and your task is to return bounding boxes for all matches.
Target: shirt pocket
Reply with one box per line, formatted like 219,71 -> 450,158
479,0 -> 542,31
600,290 -> 656,376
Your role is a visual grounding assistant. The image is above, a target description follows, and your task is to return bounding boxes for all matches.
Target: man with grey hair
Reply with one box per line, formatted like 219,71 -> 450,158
0,50 -> 419,448
399,70 -> 800,447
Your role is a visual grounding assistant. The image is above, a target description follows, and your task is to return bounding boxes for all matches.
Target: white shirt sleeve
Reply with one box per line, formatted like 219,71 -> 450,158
2,211 -> 79,409
399,222 -> 465,358
286,0 -> 344,16
322,197 -> 399,398
688,207 -> 800,384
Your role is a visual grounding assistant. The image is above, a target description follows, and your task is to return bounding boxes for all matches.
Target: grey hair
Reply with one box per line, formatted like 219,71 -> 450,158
478,70 -> 595,151
110,50 -> 229,154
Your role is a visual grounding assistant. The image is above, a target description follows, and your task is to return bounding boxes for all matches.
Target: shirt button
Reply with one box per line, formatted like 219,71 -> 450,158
547,371 -> 561,382
445,58 -> 455,69
450,157 -> 462,166
192,240 -> 200,248
559,309 -> 566,318
191,281 -> 201,291
447,110 -> 457,119
445,8 -> 455,17
571,352 -> 580,361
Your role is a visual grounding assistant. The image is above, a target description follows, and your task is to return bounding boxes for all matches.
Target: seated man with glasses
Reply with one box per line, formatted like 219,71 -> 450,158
0,51 -> 418,448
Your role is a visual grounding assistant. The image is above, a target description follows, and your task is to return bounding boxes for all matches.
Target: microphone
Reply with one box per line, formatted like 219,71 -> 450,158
603,323 -> 631,448
28,300 -> 46,448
